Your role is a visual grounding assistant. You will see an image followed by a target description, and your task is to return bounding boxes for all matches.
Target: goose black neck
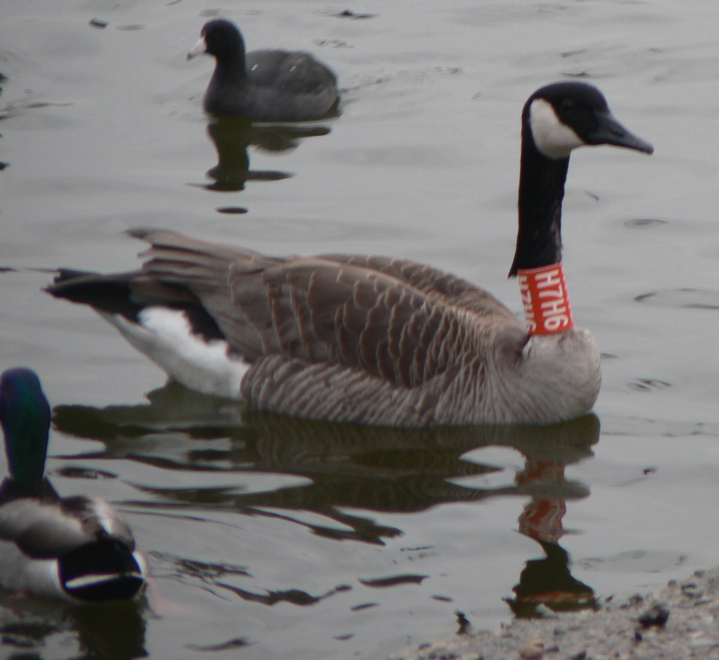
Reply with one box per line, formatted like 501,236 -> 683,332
509,126 -> 570,277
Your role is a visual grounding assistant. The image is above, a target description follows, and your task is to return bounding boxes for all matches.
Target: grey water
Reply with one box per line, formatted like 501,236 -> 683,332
2,1 -> 719,658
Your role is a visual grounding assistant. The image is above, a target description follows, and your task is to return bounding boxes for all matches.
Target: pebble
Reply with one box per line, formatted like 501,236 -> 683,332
519,638 -> 544,659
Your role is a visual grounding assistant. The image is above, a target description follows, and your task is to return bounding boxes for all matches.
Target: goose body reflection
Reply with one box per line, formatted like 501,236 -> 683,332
53,383 -> 599,545
53,382 -> 599,618
0,369 -> 146,602
48,82 -> 651,426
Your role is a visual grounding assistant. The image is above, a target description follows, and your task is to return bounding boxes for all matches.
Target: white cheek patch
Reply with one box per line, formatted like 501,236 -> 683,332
529,98 -> 585,158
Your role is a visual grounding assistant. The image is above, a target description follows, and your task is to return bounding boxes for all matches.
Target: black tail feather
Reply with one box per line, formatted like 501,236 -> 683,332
46,270 -> 227,343
46,270 -> 146,322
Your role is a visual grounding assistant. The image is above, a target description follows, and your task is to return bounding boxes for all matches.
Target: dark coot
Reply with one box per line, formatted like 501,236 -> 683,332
188,19 -> 339,122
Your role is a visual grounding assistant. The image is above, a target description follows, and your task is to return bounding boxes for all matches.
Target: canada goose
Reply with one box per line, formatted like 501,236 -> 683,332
47,82 -> 652,426
0,368 -> 146,601
188,19 -> 339,121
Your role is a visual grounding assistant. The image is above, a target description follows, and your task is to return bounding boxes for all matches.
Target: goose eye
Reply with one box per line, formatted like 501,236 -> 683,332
560,99 -> 575,111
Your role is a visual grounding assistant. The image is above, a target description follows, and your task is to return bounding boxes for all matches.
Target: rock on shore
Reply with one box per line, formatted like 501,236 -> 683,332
388,567 -> 719,660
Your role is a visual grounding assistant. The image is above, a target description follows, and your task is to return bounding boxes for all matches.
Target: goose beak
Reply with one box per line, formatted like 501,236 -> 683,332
589,112 -> 654,154
187,36 -> 207,60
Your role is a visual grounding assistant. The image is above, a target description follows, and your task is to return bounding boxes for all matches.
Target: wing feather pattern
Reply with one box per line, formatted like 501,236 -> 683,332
126,230 -> 529,425
134,231 -> 519,380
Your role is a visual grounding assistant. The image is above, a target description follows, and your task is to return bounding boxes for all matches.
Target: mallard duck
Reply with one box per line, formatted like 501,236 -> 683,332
0,368 -> 146,601
47,82 -> 652,426
188,19 -> 339,121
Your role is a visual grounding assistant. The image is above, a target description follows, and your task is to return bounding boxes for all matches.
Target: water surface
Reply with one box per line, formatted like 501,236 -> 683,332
2,1 -> 719,658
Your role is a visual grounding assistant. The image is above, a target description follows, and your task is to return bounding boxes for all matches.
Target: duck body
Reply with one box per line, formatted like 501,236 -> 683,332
48,82 -> 652,427
189,19 -> 339,121
0,369 -> 146,601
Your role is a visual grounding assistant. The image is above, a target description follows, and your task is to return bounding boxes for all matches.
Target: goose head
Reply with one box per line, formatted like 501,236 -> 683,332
0,368 -> 52,488
510,82 -> 653,276
525,81 -> 654,159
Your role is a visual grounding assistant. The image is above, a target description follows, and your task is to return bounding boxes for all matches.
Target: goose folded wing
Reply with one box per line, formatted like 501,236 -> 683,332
133,230 -> 525,387
316,254 -> 519,318
225,256 -> 495,387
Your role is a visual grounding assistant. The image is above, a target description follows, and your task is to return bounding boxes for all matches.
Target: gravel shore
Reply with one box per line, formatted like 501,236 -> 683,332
387,567 -> 719,660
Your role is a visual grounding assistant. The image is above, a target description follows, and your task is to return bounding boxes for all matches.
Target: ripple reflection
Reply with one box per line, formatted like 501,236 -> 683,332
53,383 -> 600,616
199,117 -> 331,192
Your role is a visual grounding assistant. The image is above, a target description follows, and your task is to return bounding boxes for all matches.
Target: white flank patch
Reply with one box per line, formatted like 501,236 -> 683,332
529,98 -> 585,158
102,308 -> 249,400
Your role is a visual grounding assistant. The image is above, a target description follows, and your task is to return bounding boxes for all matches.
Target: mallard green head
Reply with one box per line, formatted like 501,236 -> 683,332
0,368 -> 52,487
